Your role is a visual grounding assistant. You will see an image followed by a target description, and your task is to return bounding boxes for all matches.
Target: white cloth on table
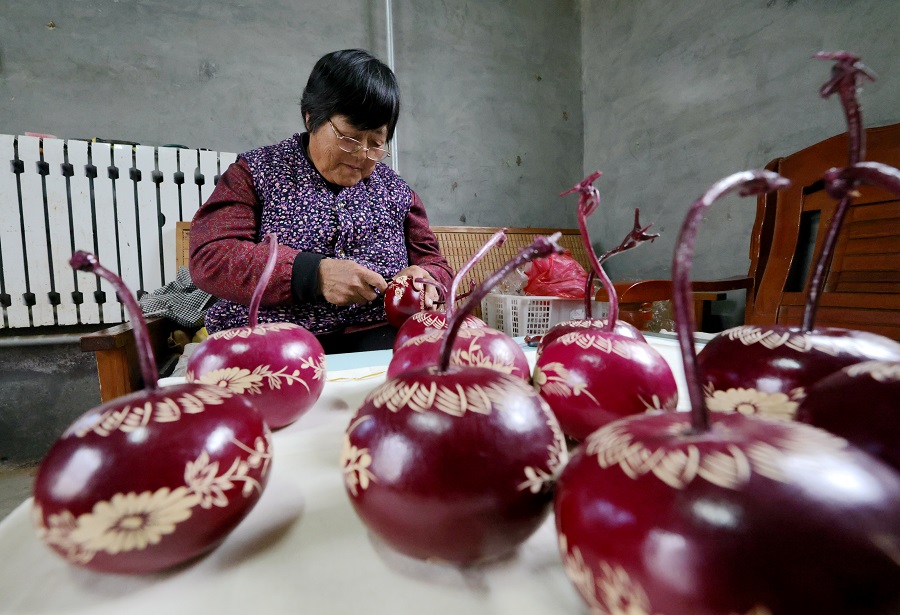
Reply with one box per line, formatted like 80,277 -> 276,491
0,337 -> 697,615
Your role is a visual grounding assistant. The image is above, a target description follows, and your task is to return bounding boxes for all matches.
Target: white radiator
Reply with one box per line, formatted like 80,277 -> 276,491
0,134 -> 236,329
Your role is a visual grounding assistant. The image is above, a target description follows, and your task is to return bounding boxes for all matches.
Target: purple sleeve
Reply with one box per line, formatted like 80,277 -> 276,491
405,192 -> 454,287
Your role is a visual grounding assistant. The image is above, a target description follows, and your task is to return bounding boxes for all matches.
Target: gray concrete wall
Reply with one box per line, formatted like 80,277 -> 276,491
0,0 -> 582,228
580,0 -> 900,327
0,340 -> 101,462
395,0 -> 583,227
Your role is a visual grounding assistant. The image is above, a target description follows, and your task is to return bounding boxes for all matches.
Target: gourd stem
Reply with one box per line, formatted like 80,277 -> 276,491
248,233 -> 278,328
672,171 -> 790,433
454,281 -> 477,304
801,193 -> 851,331
831,162 -> 900,196
70,251 -> 159,390
804,52 -> 875,331
439,234 -> 565,372
583,271 -> 596,317
578,201 -> 618,331
560,172 -> 619,332
414,277 -> 448,303
448,229 -> 506,318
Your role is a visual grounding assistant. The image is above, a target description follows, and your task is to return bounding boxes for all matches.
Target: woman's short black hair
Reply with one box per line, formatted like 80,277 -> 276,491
300,49 -> 401,141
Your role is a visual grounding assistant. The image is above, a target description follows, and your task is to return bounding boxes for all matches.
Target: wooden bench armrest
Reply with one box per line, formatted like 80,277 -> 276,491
80,317 -> 183,403
593,276 -> 753,303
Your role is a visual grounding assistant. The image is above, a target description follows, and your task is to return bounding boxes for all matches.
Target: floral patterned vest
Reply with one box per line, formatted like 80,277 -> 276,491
204,134 -> 412,334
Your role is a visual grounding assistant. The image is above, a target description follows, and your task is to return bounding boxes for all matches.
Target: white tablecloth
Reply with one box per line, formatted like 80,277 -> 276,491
0,336 -> 696,615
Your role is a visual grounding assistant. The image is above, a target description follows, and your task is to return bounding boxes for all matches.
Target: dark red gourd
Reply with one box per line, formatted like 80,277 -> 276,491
555,169 -> 900,614
341,235 -> 569,564
33,251 -> 271,574
533,173 -> 678,441
387,325 -> 531,380
387,231 -> 531,380
797,360 -> 900,471
384,275 -> 447,329
697,53 -> 900,418
391,230 -> 505,352
186,234 -> 326,430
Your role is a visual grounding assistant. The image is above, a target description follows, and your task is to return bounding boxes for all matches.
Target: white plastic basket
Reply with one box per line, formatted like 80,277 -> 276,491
480,294 -> 610,337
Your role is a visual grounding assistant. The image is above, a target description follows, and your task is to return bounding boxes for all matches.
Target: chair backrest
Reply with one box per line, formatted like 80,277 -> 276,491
177,221 -> 192,270
747,122 -> 900,340
430,226 -> 590,293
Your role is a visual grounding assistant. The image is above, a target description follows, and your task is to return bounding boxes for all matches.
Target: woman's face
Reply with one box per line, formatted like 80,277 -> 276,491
307,114 -> 388,187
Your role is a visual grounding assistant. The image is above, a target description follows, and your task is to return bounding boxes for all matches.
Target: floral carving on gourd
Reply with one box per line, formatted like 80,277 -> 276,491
34,433 -> 272,564
72,386 -> 236,438
190,355 -> 326,396
558,534 -> 772,615
584,415 -> 848,490
703,383 -> 804,421
724,325 -> 874,357
845,360 -> 900,382
393,275 -> 411,299
555,319 -> 606,329
366,371 -> 535,417
533,362 -> 601,405
184,434 -> 273,507
411,311 -> 450,329
341,416 -> 376,496
403,326 -> 487,348
402,329 -> 444,347
449,340 -> 517,374
518,409 -> 568,494
637,393 -> 678,412
555,331 -> 635,359
210,322 -> 300,341
559,534 -> 658,615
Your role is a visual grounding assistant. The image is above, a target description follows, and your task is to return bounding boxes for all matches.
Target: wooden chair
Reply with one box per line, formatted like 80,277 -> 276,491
746,122 -> 900,338
592,123 -> 900,340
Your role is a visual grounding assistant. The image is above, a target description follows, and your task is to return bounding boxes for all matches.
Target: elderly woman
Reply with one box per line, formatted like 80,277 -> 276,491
190,49 -> 453,353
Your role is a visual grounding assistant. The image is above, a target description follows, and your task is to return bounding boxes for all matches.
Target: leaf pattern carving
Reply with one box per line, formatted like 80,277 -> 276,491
557,535 -> 773,615
340,416 -> 376,496
74,386 -> 235,438
192,363 -> 317,395
725,325 -> 874,358
533,362 -> 600,405
845,360 -> 900,382
555,331 -> 634,358
584,415 -> 848,490
210,322 -> 299,341
367,373 -> 531,417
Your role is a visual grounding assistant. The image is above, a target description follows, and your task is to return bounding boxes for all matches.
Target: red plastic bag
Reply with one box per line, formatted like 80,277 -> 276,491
523,251 -> 588,298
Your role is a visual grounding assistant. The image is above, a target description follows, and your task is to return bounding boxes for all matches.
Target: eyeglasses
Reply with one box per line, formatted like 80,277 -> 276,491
329,120 -> 391,162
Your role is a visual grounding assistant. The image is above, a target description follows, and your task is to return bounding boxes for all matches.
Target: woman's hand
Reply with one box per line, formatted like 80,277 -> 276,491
318,259 -> 387,306
394,265 -> 441,309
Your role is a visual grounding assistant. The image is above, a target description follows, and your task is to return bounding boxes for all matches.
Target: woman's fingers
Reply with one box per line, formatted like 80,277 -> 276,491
318,258 -> 386,305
